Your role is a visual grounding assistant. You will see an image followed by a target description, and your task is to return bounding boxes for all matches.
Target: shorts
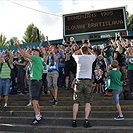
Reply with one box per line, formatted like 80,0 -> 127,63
65,63 -> 71,77
104,56 -> 113,65
47,71 -> 59,90
112,89 -> 122,105
0,79 -> 10,96
30,80 -> 42,100
73,79 -> 93,104
65,63 -> 76,77
94,78 -> 103,84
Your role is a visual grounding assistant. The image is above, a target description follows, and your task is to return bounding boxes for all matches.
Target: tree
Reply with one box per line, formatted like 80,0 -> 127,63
22,23 -> 44,43
10,36 -> 19,45
0,33 -> 7,47
126,11 -> 133,31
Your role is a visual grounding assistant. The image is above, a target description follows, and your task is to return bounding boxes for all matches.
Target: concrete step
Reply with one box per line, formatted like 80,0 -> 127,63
0,124 -> 133,133
0,124 -> 132,133
0,88 -> 132,133
3,99 -> 133,106
6,97 -> 130,107
8,93 -> 124,100
0,116 -> 132,126
0,110 -> 132,118
1,105 -> 132,111
9,89 -> 74,97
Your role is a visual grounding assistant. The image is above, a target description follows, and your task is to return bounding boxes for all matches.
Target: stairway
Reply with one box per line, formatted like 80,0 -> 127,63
0,88 -> 133,133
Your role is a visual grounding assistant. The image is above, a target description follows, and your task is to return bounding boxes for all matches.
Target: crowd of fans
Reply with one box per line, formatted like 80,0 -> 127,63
0,36 -> 133,108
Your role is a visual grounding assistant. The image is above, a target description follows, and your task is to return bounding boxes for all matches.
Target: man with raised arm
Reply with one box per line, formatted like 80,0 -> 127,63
14,43 -> 43,125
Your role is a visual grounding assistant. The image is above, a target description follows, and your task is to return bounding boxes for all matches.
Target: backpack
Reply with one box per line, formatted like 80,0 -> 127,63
103,77 -> 112,97
123,90 -> 133,100
104,77 -> 111,90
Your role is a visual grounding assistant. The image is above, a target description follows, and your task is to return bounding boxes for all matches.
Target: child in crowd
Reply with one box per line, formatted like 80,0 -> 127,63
94,64 -> 103,93
106,60 -> 124,120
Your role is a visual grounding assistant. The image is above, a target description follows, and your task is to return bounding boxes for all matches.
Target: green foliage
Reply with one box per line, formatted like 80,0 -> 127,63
40,33 -> 45,40
22,23 -> 44,43
10,36 -> 19,45
0,33 -> 7,47
126,11 -> 133,30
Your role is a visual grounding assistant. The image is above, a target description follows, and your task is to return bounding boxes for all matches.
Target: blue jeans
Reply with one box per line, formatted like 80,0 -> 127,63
0,79 -> 10,96
104,56 -> 113,65
112,89 -> 122,105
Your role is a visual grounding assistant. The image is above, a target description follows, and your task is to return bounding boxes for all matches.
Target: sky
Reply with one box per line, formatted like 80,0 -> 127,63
0,0 -> 133,42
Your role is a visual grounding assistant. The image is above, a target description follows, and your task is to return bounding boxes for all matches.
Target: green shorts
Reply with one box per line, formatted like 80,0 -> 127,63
73,79 -> 93,104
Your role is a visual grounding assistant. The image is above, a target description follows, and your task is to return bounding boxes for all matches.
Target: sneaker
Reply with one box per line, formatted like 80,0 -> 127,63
47,91 -> 50,95
66,87 -> 69,90
26,102 -> 32,106
40,115 -> 43,120
53,99 -> 58,106
0,101 -> 2,109
18,92 -> 25,95
131,92 -> 133,95
123,82 -> 127,86
72,120 -> 77,127
17,89 -> 21,93
49,98 -> 54,103
3,106 -> 7,111
114,116 -> 124,120
84,120 -> 92,128
31,118 -> 41,125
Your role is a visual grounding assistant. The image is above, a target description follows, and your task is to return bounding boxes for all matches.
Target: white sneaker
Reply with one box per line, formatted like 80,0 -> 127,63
114,115 -> 124,120
47,91 -> 50,95
26,102 -> 32,106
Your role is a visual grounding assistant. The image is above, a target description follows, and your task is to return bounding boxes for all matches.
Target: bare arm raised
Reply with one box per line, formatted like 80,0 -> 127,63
14,43 -> 31,59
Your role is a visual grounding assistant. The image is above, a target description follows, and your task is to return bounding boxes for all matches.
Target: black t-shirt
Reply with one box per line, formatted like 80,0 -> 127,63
114,48 -> 126,66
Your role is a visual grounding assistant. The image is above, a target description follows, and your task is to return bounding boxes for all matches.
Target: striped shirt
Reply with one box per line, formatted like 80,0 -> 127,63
0,62 -> 11,79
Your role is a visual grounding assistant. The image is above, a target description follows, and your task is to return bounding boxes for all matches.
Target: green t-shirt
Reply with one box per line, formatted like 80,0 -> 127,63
106,69 -> 122,90
126,55 -> 133,70
30,55 -> 42,80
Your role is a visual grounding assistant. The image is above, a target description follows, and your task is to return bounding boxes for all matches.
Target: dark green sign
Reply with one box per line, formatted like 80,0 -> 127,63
63,7 -> 127,36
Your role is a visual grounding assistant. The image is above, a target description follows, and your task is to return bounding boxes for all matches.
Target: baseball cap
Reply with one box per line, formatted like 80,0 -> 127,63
32,48 -> 41,56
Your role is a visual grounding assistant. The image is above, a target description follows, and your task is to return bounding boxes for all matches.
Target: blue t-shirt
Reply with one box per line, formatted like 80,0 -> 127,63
47,52 -> 61,71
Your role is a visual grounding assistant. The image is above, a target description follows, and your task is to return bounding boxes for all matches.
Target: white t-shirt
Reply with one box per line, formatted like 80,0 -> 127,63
73,54 -> 96,79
